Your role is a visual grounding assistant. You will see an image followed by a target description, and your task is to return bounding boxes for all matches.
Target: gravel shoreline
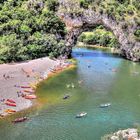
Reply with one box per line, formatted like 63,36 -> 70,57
0,57 -> 69,117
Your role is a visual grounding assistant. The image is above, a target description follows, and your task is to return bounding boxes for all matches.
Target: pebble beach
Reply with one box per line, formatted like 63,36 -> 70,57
0,57 -> 70,117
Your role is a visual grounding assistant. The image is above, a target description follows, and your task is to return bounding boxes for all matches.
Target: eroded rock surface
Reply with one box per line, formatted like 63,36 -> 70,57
57,0 -> 140,61
102,128 -> 140,140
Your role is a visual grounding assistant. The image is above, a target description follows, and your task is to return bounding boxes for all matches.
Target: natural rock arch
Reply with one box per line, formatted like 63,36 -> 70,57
57,4 -> 140,61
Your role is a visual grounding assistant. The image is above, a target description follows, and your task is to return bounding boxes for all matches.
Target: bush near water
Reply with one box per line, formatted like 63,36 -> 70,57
78,26 -> 119,48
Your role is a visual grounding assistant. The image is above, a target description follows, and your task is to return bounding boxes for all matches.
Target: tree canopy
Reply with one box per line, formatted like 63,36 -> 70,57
0,0 -> 66,63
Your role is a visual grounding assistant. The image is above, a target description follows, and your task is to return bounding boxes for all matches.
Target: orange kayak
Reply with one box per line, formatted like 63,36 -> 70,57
5,109 -> 16,114
24,95 -> 37,99
5,101 -> 16,107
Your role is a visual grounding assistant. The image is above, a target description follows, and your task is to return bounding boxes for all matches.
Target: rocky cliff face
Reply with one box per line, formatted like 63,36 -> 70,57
57,0 -> 140,61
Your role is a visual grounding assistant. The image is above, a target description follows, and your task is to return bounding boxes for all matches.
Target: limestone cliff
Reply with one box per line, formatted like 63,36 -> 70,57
57,0 -> 140,61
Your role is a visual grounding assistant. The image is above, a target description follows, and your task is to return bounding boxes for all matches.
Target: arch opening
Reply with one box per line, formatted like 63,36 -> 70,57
57,2 -> 140,61
73,25 -> 119,49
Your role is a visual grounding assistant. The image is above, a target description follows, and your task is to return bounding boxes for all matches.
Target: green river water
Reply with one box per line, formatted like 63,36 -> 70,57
0,47 -> 140,140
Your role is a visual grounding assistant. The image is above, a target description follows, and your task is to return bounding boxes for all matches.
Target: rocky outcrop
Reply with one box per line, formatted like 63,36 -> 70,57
57,0 -> 140,61
102,128 -> 140,140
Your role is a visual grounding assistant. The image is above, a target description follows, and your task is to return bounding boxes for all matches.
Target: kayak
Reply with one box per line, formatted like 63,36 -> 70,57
5,109 -> 16,114
76,112 -> 87,118
13,117 -> 27,123
20,86 -> 31,88
7,99 -> 16,103
23,89 -> 35,94
24,94 -> 37,99
63,95 -> 70,100
5,101 -> 16,107
100,103 -> 111,108
50,69 -> 56,73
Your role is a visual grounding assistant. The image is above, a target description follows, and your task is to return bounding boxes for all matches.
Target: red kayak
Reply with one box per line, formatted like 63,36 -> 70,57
20,86 -> 31,88
24,95 -> 37,99
5,101 -> 16,107
7,99 -> 16,103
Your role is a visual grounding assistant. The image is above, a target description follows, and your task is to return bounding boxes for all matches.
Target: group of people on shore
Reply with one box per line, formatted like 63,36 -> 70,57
0,59 -> 73,117
3,74 -> 12,80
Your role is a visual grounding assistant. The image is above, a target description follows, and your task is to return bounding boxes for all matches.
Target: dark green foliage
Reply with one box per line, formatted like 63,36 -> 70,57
79,0 -> 89,9
0,34 -> 24,62
0,0 -> 66,63
99,0 -> 139,39
134,29 -> 140,39
116,0 -> 127,4
78,0 -> 139,25
47,0 -> 59,12
134,29 -> 140,37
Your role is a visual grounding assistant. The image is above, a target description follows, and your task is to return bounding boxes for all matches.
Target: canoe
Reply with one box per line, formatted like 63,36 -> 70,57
5,109 -> 16,114
20,86 -> 31,88
24,94 -> 37,99
50,69 -> 56,73
56,68 -> 63,71
100,103 -> 111,108
76,112 -> 87,118
5,101 -> 16,107
7,99 -> 16,103
13,117 -> 27,123
63,95 -> 70,100
23,89 -> 35,94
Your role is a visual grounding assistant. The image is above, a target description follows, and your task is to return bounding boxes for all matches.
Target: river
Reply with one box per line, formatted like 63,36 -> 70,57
0,47 -> 140,140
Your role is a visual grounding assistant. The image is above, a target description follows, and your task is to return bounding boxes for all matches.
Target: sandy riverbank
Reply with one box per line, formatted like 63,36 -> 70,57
0,57 -> 71,117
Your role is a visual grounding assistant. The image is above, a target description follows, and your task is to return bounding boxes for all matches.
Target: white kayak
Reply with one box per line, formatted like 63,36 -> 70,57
100,103 -> 111,108
76,112 -> 87,118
